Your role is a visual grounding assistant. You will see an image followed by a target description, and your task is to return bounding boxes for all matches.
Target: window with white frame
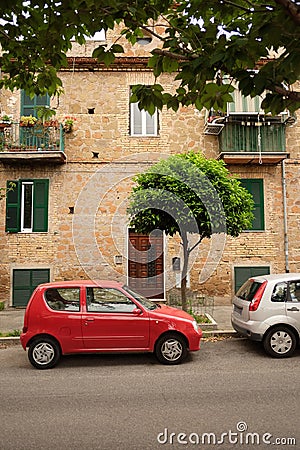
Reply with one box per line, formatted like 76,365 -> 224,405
6,179 -> 49,233
130,93 -> 158,136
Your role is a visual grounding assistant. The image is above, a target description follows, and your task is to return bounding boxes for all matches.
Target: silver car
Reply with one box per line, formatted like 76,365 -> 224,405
231,273 -> 300,358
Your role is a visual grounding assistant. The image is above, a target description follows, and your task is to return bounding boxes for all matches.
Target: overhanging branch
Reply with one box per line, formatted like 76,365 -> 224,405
152,48 -> 195,61
274,0 -> 300,26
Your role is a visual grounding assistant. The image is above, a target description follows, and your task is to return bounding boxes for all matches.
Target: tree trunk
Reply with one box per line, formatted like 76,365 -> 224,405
181,231 -> 189,312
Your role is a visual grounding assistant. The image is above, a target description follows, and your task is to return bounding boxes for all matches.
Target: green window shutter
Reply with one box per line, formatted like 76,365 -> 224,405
13,269 -> 50,306
21,91 -> 50,117
240,179 -> 264,230
33,179 -> 49,232
234,266 -> 270,293
6,180 -> 20,232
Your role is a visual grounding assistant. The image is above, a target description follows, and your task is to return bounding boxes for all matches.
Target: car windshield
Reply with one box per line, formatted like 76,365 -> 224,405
236,280 -> 263,301
123,285 -> 159,310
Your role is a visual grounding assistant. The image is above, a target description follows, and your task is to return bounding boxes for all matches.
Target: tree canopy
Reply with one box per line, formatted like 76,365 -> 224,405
127,152 -> 254,309
1,1 -> 300,114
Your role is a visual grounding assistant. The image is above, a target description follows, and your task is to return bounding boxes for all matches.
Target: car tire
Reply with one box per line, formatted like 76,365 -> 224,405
28,337 -> 61,369
155,333 -> 188,365
263,326 -> 297,358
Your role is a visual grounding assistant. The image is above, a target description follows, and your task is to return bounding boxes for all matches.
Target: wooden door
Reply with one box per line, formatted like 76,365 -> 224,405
128,230 -> 164,299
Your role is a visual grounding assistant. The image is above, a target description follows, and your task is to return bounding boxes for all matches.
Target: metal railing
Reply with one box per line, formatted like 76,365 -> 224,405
0,122 -> 64,153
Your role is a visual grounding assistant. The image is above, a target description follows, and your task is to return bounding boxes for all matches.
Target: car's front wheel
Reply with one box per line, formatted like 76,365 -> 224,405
155,333 -> 188,365
263,326 -> 297,358
28,337 -> 61,369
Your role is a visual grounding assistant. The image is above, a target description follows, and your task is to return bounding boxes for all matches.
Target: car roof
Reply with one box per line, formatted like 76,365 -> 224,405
36,280 -> 124,289
250,273 -> 300,283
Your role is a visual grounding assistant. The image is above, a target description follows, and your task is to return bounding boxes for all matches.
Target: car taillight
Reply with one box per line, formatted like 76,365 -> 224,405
249,281 -> 267,311
22,326 -> 28,333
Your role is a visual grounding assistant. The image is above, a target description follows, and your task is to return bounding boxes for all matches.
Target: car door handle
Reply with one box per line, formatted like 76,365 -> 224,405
287,307 -> 300,311
84,318 -> 95,325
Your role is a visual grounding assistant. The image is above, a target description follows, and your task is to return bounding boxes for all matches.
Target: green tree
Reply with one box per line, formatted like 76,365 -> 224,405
1,1 -> 300,113
127,152 -> 254,310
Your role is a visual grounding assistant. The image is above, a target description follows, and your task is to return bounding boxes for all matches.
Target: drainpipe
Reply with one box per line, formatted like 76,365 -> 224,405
282,159 -> 289,273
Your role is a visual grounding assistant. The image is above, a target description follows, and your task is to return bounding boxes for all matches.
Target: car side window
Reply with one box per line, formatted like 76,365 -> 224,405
288,281 -> 300,302
45,288 -> 80,311
86,287 -> 136,313
271,282 -> 287,302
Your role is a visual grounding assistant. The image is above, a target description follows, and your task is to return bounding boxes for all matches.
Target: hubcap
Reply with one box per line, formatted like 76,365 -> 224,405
161,339 -> 183,361
270,331 -> 292,354
32,342 -> 55,365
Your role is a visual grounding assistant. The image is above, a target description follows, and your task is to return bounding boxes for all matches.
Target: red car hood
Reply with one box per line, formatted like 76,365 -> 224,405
150,304 -> 194,322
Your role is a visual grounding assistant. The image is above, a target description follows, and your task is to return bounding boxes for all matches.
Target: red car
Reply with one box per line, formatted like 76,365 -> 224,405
20,280 -> 202,369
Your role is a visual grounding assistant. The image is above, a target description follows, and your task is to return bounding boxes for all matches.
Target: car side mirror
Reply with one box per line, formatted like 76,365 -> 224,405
132,308 -> 142,315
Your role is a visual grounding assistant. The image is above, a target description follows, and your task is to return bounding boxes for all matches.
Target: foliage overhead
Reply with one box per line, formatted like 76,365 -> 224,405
1,1 -> 300,113
127,152 -> 254,240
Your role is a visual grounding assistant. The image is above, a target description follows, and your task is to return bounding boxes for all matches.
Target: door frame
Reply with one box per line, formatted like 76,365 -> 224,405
126,228 -> 166,301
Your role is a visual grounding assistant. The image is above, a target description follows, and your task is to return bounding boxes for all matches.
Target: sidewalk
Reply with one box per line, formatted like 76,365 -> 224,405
0,305 -> 235,335
0,308 -> 25,334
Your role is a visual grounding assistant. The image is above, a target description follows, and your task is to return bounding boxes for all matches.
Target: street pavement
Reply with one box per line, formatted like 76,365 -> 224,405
0,305 -> 234,335
1,338 -> 299,450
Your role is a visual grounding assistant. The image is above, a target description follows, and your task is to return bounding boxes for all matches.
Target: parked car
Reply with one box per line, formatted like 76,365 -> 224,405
231,273 -> 300,358
20,280 -> 202,369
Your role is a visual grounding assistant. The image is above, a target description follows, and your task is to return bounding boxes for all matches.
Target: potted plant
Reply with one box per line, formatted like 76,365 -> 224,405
20,115 -> 38,127
36,106 -> 57,127
0,115 -> 12,128
63,116 -> 76,133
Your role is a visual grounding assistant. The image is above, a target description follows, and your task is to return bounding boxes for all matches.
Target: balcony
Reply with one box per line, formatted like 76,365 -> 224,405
0,121 -> 66,164
217,114 -> 289,165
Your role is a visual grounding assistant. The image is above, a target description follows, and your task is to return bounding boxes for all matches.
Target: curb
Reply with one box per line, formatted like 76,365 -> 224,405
0,337 -> 21,346
202,330 -> 241,338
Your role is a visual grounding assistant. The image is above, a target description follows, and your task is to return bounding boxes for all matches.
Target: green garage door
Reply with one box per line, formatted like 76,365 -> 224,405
13,269 -> 50,307
234,266 -> 270,293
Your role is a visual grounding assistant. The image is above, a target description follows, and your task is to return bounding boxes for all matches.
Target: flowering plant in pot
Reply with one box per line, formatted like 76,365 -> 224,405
63,116 -> 76,133
20,115 -> 38,127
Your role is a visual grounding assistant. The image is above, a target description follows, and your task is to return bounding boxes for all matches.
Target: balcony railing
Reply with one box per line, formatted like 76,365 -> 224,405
0,121 -> 66,163
219,121 -> 286,153
217,116 -> 289,164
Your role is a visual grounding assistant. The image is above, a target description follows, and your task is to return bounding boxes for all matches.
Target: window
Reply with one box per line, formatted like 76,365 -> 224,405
288,281 -> 300,302
6,179 -> 49,232
130,90 -> 158,136
21,91 -> 50,117
271,281 -> 300,303
86,287 -> 136,313
240,179 -> 264,230
271,282 -> 287,302
234,266 -> 270,293
45,288 -> 80,311
13,269 -> 50,306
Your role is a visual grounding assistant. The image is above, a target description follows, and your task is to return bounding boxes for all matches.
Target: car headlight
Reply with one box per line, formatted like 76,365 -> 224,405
192,320 -> 199,332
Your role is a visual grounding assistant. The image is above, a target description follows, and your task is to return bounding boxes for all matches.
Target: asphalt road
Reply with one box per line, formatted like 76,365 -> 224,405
1,338 -> 299,450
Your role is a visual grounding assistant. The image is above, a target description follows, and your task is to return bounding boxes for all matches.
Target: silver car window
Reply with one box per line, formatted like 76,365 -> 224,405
271,282 -> 287,302
288,281 -> 300,302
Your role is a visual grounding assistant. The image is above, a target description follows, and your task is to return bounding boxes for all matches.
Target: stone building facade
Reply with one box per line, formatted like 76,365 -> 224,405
0,27 -> 299,307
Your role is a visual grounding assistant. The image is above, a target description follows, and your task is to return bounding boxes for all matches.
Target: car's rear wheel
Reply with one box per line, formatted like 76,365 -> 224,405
263,326 -> 297,358
28,337 -> 61,369
155,333 -> 188,365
